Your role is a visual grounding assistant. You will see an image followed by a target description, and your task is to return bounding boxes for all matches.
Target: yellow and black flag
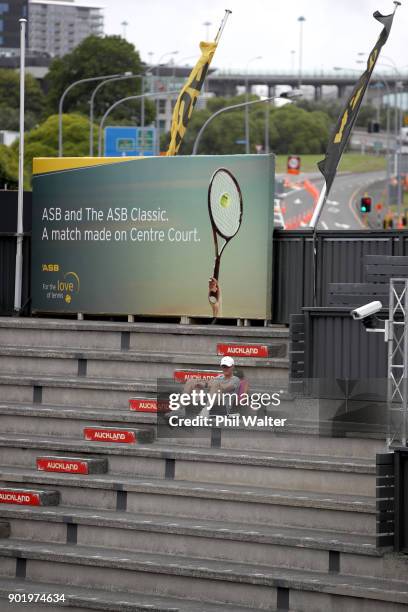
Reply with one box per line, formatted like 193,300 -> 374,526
318,9 -> 396,195
166,41 -> 217,156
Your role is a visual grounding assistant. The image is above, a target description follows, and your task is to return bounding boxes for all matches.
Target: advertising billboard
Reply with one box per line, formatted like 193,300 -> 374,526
31,154 -> 274,319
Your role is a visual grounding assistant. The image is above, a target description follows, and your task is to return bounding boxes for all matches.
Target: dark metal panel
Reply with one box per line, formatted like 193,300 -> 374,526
272,232 -> 309,324
0,191 -> 32,232
272,230 -> 403,325
306,309 -> 387,380
394,448 -> 408,552
0,236 -> 31,315
319,236 -> 392,307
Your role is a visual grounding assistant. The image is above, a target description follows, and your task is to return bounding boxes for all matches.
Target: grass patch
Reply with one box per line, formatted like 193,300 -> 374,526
275,153 -> 386,174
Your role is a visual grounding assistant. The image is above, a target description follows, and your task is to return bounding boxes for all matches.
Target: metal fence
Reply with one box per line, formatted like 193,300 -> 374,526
0,191 -> 31,315
273,229 -> 408,324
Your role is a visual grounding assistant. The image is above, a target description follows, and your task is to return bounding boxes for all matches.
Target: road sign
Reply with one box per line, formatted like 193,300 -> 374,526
104,126 -> 156,157
287,155 -> 301,175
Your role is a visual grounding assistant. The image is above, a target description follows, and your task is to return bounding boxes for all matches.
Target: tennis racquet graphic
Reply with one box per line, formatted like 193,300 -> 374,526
208,168 -> 243,304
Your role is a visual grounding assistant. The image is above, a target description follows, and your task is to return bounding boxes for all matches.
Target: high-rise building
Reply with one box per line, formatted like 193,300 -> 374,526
0,1 -> 28,48
28,0 -> 103,57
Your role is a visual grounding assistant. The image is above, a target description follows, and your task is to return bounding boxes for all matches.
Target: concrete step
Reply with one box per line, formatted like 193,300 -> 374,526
0,374 -> 292,411
0,488 -> 59,507
0,403 -> 156,425
0,539 -> 407,611
0,318 -> 288,355
1,504 -> 396,579
0,374 -> 156,409
0,577 -> 260,612
0,466 -> 376,534
0,403 -> 385,458
0,433 -> 376,496
0,346 -> 288,383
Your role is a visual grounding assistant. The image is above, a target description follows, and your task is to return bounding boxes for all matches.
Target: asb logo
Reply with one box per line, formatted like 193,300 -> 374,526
60,271 -> 80,304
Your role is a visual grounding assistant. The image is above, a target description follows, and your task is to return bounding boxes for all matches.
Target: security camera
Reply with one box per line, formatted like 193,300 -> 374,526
351,301 -> 382,321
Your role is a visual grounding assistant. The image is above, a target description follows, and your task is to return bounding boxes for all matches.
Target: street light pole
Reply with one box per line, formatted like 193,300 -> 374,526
245,55 -> 262,154
380,58 -> 404,223
98,90 -> 180,156
155,51 -> 178,154
290,50 -> 296,72
89,72 -> 142,156
298,16 -> 306,89
193,95 -> 292,155
203,21 -> 212,40
14,18 -> 27,314
58,73 -> 124,157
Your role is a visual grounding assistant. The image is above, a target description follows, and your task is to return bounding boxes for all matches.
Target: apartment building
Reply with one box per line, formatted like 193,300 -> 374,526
28,0 -> 103,57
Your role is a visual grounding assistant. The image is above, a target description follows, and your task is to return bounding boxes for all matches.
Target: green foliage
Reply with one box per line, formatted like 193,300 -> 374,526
297,98 -> 389,131
0,69 -> 46,130
170,95 -> 331,156
45,35 -> 155,125
9,113 -> 98,187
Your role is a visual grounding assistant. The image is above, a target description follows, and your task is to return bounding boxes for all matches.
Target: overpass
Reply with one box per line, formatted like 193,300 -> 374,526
205,68 -> 408,100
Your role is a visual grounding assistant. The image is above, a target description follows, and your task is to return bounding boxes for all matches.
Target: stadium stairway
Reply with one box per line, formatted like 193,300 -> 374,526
0,317 -> 406,611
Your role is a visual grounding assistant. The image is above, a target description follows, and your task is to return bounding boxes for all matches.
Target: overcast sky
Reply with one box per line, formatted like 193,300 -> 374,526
81,0 -> 406,74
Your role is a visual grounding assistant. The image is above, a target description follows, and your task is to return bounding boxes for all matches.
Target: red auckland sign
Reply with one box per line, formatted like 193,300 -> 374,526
217,343 -> 269,358
0,490 -> 41,506
129,398 -> 158,412
174,370 -> 221,383
37,457 -> 89,474
84,428 -> 136,443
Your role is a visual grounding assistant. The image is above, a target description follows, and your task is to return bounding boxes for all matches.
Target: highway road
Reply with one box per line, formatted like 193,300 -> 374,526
276,170 -> 387,230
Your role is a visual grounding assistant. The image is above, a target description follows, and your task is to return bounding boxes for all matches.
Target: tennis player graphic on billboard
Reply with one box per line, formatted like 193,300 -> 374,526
208,168 -> 243,317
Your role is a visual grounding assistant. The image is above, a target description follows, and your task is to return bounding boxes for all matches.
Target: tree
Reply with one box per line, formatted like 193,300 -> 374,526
45,35 -> 155,125
268,105 -> 330,154
9,113 -> 98,188
169,95 -> 331,156
297,98 -> 385,130
0,69 -> 46,131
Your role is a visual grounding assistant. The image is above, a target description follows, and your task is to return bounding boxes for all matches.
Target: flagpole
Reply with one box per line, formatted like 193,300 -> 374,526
310,2 -> 401,305
309,182 -> 327,229
166,11 -> 231,156
14,18 -> 27,314
214,9 -> 232,44
310,183 -> 327,307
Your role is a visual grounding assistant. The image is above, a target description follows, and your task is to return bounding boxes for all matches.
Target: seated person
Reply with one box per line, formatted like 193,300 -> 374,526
198,356 -> 241,417
170,358 -> 247,420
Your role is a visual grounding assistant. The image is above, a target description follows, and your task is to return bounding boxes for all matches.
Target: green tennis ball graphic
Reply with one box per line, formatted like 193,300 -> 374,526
220,192 -> 230,208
